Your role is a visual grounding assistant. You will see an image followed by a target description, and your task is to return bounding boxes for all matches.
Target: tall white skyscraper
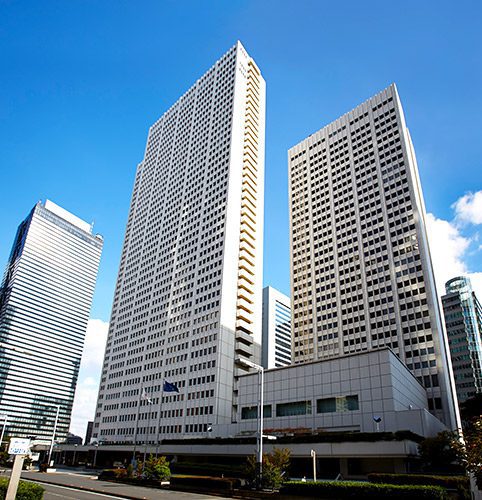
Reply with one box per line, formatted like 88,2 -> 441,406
0,200 -> 103,441
262,286 -> 292,368
288,84 -> 459,428
93,42 -> 265,442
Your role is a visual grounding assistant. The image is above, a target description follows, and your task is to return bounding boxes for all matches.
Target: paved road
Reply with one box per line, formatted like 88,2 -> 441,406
27,481 -> 129,499
9,471 -> 221,499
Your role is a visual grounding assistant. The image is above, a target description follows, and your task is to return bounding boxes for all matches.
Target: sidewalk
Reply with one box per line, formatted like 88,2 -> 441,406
14,470 -> 221,499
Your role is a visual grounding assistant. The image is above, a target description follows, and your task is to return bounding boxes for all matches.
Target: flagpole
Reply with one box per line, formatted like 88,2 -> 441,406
143,397 -> 152,469
155,389 -> 164,458
131,383 -> 143,465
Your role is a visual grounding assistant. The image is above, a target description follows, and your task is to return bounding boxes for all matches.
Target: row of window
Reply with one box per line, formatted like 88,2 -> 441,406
241,395 -> 359,420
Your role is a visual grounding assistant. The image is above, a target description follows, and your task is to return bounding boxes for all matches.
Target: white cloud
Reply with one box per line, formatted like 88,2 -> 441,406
426,213 -> 482,301
452,190 -> 482,225
69,319 -> 109,438
425,213 -> 470,293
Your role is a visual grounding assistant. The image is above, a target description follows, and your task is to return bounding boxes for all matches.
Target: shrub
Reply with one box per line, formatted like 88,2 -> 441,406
0,478 -> 44,499
170,475 -> 240,491
172,462 -> 245,477
280,480 -> 448,499
245,448 -> 291,489
368,473 -> 469,500
113,468 -> 127,480
97,469 -> 117,480
143,455 -> 170,481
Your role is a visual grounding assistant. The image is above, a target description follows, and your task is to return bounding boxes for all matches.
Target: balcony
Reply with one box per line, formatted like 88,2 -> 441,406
236,317 -> 253,333
235,341 -> 253,358
238,278 -> 255,295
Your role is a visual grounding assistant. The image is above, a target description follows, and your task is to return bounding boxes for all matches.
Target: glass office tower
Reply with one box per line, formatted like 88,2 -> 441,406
0,200 -> 103,442
442,277 -> 482,403
262,286 -> 292,368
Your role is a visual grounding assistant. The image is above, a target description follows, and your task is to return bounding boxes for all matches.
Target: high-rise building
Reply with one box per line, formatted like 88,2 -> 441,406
93,42 -> 265,442
442,277 -> 482,404
262,286 -> 292,368
288,84 -> 459,428
0,200 -> 103,442
84,420 -> 94,445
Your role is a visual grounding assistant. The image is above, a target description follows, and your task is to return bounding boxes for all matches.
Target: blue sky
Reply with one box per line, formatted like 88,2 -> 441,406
1,0 -> 481,320
2,0 -> 481,435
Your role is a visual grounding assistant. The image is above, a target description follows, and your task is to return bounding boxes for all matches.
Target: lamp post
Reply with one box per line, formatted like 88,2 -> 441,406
73,444 -> 78,466
373,415 -> 382,432
0,414 -> 7,449
93,443 -> 99,468
236,357 -> 264,489
47,405 -> 60,467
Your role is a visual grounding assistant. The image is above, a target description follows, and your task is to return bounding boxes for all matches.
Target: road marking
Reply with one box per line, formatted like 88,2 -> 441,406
23,480 -> 128,499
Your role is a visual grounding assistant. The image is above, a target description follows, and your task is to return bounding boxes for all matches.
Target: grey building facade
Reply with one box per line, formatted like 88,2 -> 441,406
232,348 -> 444,438
288,84 -> 459,429
442,276 -> 482,404
0,200 -> 103,442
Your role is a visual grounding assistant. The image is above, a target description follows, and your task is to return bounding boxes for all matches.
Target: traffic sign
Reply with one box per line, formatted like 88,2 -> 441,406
8,438 -> 31,455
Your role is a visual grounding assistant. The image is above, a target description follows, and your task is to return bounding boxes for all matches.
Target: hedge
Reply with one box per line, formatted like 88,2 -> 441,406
368,473 -> 470,499
163,430 -> 423,446
280,480 -> 448,499
98,469 -> 118,480
172,462 -> 245,477
0,478 -> 44,500
170,476 -> 241,491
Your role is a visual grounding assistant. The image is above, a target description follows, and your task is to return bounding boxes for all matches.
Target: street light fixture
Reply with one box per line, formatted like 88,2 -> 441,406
236,357 -> 264,489
0,414 -> 7,450
93,443 -> 99,468
46,405 -> 60,467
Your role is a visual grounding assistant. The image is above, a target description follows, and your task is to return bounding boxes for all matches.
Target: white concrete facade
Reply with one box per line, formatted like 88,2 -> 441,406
262,286 -> 292,368
288,84 -> 459,429
93,41 -> 265,443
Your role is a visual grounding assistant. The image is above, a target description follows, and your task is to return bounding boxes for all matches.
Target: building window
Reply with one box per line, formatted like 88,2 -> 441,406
241,405 -> 272,419
276,400 -> 312,417
317,395 -> 359,413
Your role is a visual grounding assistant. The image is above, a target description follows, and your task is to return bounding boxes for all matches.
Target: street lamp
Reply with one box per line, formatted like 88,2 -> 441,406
73,444 -> 78,466
373,415 -> 382,432
0,414 -> 7,449
236,357 -> 264,489
46,405 -> 60,467
93,443 -> 99,468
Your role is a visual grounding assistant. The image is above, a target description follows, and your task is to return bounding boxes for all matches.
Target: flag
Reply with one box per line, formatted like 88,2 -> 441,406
141,388 -> 153,404
163,381 -> 179,393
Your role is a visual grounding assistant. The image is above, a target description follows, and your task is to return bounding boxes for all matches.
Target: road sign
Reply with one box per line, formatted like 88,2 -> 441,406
8,438 -> 31,455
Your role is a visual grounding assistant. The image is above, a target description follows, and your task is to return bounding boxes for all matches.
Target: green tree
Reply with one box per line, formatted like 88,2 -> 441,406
418,431 -> 459,473
143,454 -> 171,481
125,463 -> 134,478
451,417 -> 482,488
246,448 -> 291,490
460,394 -> 482,423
